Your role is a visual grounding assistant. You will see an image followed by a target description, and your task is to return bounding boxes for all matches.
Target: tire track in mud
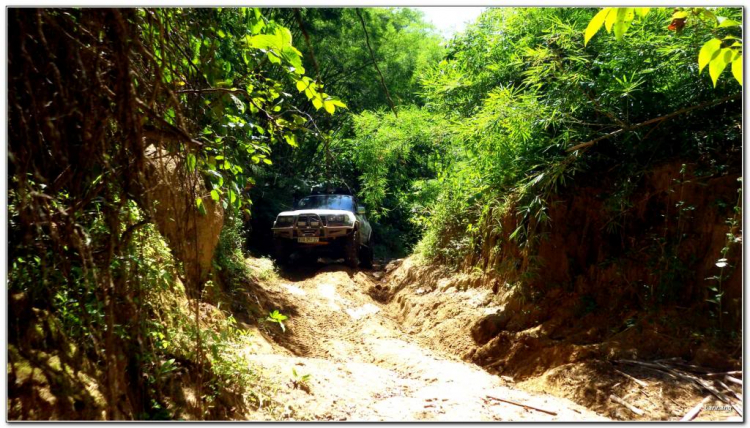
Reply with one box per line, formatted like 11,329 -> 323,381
244,260 -> 607,421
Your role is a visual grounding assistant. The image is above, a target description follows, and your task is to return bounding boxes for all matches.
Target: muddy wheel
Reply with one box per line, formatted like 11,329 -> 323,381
359,245 -> 373,269
344,229 -> 360,269
273,239 -> 290,265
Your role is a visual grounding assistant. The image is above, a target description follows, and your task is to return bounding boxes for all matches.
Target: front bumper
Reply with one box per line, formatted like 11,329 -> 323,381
272,214 -> 354,245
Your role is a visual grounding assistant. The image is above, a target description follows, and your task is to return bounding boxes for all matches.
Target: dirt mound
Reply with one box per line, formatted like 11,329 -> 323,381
380,255 -> 742,421
139,146 -> 224,291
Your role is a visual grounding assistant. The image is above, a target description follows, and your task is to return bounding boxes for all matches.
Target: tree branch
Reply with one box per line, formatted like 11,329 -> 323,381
566,93 -> 741,152
355,9 -> 398,117
293,8 -> 321,82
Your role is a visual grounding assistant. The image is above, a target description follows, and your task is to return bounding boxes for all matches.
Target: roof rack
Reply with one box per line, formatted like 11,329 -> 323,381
310,185 -> 352,196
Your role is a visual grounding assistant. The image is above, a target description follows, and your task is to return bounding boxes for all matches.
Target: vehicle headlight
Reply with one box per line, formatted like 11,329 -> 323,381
275,216 -> 295,227
327,214 -> 351,225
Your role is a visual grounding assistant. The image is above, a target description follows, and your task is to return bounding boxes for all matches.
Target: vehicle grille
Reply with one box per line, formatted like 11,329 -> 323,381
296,214 -> 322,236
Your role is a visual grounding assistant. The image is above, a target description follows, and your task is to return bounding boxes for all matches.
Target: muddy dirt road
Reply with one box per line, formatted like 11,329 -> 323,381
242,259 -> 606,421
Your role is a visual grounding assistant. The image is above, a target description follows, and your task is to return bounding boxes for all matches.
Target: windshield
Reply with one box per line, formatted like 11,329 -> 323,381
295,195 -> 355,211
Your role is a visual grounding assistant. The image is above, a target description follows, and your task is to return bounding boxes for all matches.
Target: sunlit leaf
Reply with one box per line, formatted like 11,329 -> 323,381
698,39 -> 722,73
613,8 -> 634,41
584,8 -> 610,46
605,7 -> 618,32
709,48 -> 734,87
635,7 -> 650,18
732,55 -> 743,85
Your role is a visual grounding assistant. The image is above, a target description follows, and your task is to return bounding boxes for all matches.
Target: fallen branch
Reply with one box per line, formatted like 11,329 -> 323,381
485,395 -> 558,416
610,394 -> 644,416
681,396 -> 710,421
614,359 -> 679,380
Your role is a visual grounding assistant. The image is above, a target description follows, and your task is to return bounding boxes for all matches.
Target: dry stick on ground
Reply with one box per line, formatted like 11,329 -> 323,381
355,8 -> 398,118
614,369 -> 659,408
681,396 -> 711,421
485,396 -> 558,416
566,93 -> 741,152
724,375 -> 742,386
614,369 -> 650,389
716,379 -> 743,407
705,371 -> 742,378
610,394 -> 645,416
663,367 -> 742,417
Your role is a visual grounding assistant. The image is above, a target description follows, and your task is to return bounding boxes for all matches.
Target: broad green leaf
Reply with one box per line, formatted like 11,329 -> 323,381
323,100 -> 335,114
267,52 -> 282,64
613,8 -> 634,41
329,99 -> 347,108
263,158 -> 272,165
732,55 -> 743,85
282,47 -> 305,74
210,189 -> 220,202
284,134 -> 297,147
247,34 -> 280,50
312,95 -> 323,110
585,8 -> 610,46
605,7 -> 617,32
672,11 -> 688,19
635,7 -> 650,18
709,48 -> 734,87
296,79 -> 309,92
718,18 -> 740,28
279,27 -> 293,47
698,39 -> 722,73
216,29 -> 226,38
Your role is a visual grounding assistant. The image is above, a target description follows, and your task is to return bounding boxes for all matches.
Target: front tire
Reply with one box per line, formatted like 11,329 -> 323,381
359,245 -> 373,269
344,229 -> 360,269
273,239 -> 290,265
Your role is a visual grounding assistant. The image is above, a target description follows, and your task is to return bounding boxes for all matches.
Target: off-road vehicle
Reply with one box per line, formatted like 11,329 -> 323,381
271,193 -> 373,268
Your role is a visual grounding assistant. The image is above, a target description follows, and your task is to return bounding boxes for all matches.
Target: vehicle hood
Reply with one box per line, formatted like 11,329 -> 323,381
276,209 -> 354,218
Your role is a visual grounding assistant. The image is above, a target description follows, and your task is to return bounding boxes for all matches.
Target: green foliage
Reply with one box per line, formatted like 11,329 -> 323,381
705,179 -> 742,328
8,7 -> 333,419
244,8 -> 444,254
336,107 -> 450,255
585,7 -> 742,86
214,209 -> 252,292
349,6 -> 742,269
265,310 -> 289,333
138,8 -> 346,218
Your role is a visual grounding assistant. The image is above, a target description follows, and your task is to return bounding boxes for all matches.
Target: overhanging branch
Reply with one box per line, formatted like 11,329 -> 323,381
566,93 -> 742,152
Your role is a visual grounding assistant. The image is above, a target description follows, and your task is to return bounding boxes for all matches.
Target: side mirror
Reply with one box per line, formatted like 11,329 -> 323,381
357,205 -> 366,215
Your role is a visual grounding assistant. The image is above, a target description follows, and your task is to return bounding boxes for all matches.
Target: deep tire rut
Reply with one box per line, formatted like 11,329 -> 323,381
244,261 -> 606,421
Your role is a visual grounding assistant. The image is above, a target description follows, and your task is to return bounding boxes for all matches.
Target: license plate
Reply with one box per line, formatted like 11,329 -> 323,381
298,237 -> 319,243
